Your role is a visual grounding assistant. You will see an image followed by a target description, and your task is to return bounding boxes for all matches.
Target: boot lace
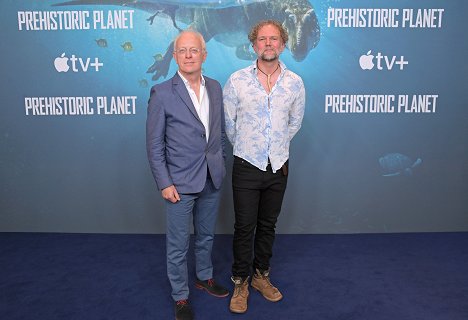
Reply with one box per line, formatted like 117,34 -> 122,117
231,277 -> 247,297
263,275 -> 274,287
256,271 -> 276,289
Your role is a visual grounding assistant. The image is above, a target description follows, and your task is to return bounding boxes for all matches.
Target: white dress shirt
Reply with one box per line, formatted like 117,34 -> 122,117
178,71 -> 210,142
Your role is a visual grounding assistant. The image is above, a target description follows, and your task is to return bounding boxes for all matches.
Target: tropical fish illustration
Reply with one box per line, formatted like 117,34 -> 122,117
121,41 -> 133,51
153,53 -> 163,61
95,38 -> 108,47
139,79 -> 149,87
53,0 -> 320,81
379,153 -> 422,177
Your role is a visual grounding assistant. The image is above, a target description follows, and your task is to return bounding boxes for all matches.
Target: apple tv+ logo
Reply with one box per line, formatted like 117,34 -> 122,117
359,50 -> 408,71
54,53 -> 104,73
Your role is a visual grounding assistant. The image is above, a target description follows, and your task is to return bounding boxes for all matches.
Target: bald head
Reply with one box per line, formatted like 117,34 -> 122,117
174,30 -> 206,52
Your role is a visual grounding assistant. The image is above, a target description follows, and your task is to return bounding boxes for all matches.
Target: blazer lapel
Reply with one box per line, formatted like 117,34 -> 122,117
205,79 -> 215,138
172,73 -> 201,123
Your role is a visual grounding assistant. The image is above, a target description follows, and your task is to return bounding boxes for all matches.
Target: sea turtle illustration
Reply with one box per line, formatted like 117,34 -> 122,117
379,153 -> 422,177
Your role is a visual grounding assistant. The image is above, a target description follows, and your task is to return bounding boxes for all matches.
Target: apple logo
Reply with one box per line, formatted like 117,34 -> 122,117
54,53 -> 69,72
359,50 -> 374,70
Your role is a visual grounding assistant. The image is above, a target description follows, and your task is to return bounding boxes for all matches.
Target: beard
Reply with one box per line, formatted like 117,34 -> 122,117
260,50 -> 279,62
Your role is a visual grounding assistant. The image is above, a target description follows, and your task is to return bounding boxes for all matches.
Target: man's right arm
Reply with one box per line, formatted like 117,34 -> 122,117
146,86 -> 174,193
222,76 -> 238,146
161,185 -> 180,203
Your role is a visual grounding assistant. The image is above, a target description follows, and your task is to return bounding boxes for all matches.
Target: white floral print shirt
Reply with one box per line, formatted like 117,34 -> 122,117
223,60 -> 306,173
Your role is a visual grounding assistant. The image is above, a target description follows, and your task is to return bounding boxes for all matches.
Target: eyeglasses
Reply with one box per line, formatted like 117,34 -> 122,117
174,47 -> 203,56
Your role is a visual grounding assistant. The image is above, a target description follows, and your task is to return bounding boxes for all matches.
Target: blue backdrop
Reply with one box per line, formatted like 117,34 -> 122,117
1,0 -> 467,233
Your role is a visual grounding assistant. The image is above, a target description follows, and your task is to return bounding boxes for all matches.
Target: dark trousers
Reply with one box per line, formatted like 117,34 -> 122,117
231,156 -> 288,277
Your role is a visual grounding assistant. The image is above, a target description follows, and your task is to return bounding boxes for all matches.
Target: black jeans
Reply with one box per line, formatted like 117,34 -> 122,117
231,156 -> 288,277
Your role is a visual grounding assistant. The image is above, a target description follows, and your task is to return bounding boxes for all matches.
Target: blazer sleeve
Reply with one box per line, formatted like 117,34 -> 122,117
216,80 -> 227,160
221,98 -> 227,160
146,85 -> 172,190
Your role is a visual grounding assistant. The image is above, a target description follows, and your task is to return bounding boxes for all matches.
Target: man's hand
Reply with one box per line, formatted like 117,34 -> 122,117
161,185 -> 181,203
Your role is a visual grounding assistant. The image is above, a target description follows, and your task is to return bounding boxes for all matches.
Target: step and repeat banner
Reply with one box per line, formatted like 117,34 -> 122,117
1,0 -> 467,233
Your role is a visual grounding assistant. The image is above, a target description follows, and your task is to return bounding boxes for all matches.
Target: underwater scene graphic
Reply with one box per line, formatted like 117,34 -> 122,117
51,0 -> 321,81
2,0 -> 467,233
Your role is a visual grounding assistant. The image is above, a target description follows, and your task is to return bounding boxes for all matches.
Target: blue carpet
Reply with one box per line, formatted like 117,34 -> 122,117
1,233 -> 467,320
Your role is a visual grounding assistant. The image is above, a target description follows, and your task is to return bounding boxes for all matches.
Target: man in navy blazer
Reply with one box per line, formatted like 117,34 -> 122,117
146,30 -> 229,320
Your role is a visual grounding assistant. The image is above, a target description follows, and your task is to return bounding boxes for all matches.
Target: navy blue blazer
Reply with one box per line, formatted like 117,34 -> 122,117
146,72 -> 226,194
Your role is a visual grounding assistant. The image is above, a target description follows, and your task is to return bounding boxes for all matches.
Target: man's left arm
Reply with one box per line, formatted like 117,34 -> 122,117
213,80 -> 227,160
221,98 -> 227,160
288,79 -> 306,140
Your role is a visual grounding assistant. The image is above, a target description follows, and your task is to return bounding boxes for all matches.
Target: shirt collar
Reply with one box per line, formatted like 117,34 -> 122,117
177,71 -> 205,87
250,59 -> 287,76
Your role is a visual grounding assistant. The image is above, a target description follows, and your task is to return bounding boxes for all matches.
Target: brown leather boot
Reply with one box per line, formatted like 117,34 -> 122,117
229,276 -> 249,313
251,268 -> 283,302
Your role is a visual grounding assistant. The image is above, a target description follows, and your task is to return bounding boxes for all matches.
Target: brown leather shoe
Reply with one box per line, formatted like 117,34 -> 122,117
251,268 -> 283,302
229,276 -> 249,313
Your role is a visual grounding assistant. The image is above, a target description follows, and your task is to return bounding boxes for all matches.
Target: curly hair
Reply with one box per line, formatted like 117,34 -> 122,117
248,20 -> 288,45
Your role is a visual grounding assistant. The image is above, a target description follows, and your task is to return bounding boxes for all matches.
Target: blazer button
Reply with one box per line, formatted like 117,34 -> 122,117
201,134 -> 206,138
